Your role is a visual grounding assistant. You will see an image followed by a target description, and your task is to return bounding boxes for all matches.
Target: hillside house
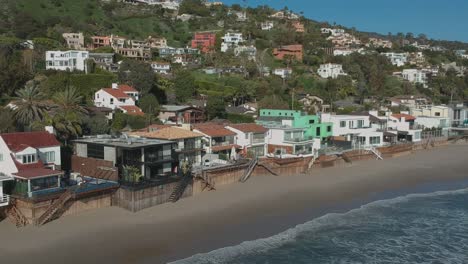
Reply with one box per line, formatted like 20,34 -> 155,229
273,45 -> 303,62
382,52 -> 408,67
159,105 -> 204,124
317,63 -> 347,79
221,32 -> 244,52
291,21 -> 305,33
45,50 -> 89,72
260,21 -> 274,31
273,68 -> 292,79
90,36 -> 111,49
94,84 -> 142,116
149,61 -> 171,74
62,33 -> 85,50
234,45 -> 257,60
191,32 -> 216,53
0,131 -> 63,198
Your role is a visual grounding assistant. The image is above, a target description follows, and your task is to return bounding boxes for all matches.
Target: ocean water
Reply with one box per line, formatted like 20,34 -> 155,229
172,188 -> 468,264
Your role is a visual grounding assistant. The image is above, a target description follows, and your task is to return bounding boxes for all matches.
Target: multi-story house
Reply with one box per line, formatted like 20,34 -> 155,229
260,21 -> 274,31
269,11 -> 299,20
221,32 -> 244,52
45,50 -> 89,72
193,124 -> 241,160
402,69 -> 428,87
191,32 -> 216,53
0,131 -> 63,198
226,124 -> 268,157
234,45 -> 257,60
158,105 -> 204,124
110,35 -> 127,49
257,109 -> 333,140
62,32 -> 85,50
72,136 -> 177,182
90,36 -> 111,49
317,63 -> 347,79
448,103 -> 468,127
273,44 -> 303,62
89,53 -> 118,72
321,113 -> 384,147
94,83 -> 142,115
321,28 -> 345,36
369,111 -> 422,143
366,38 -> 393,49
291,21 -> 305,33
116,47 -> 151,61
273,68 -> 293,79
129,126 -> 203,167
382,52 -> 408,67
410,105 -> 451,129
146,36 -> 168,49
149,61 -> 171,74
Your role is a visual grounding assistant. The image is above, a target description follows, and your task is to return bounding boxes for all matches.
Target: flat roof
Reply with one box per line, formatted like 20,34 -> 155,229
73,136 -> 175,148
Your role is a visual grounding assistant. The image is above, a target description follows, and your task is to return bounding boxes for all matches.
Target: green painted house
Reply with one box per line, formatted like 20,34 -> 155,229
257,109 -> 333,140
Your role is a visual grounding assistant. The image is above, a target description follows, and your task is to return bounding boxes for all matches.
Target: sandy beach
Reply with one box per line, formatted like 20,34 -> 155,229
1,144 -> 468,264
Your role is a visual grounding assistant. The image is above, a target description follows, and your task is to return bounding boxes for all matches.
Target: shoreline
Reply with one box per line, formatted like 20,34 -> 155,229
1,144 -> 468,264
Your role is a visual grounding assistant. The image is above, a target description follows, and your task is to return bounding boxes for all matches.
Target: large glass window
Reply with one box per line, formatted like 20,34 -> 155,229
357,120 -> 364,128
30,176 -> 59,192
340,121 -> 346,127
87,144 -> 104,159
370,136 -> 381,145
22,154 -> 36,164
45,151 -> 55,163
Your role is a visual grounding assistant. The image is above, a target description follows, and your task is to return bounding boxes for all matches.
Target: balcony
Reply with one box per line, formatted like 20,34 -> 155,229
284,136 -> 314,143
0,194 -> 10,207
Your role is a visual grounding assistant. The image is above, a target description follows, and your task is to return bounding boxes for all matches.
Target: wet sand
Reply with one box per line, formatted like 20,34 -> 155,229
1,144 -> 468,264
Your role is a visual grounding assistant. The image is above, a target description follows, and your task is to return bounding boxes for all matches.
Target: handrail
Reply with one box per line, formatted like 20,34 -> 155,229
0,194 -> 9,205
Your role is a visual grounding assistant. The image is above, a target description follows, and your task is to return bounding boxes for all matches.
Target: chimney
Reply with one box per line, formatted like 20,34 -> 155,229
112,83 -> 118,89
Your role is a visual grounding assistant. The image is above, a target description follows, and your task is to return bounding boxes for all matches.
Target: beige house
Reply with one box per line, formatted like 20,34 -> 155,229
62,33 -> 85,50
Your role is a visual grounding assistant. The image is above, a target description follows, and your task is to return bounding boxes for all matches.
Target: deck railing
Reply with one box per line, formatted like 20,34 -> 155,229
0,194 -> 10,206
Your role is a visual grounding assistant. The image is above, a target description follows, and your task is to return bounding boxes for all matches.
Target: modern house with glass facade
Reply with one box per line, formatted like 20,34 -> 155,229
226,123 -> 268,157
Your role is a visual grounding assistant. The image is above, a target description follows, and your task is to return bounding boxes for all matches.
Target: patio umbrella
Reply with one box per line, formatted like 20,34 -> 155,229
231,146 -> 236,161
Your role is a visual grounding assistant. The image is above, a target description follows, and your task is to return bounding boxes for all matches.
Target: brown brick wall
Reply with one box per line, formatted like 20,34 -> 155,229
267,144 -> 293,155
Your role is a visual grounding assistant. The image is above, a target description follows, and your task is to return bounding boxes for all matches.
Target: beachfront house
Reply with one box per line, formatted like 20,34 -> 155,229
0,131 -> 63,198
128,126 -> 204,168
410,105 -> 451,130
448,103 -> 468,127
193,124 -> 241,160
321,113 -> 384,147
0,173 -> 12,207
45,50 -> 89,72
72,136 -> 178,183
369,111 -> 422,143
226,124 -> 268,158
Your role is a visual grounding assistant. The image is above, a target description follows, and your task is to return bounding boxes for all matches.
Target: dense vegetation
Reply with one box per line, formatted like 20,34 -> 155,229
1,0 -> 468,142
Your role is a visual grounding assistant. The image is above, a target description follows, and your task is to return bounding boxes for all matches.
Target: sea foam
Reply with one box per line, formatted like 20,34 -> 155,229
171,188 -> 468,264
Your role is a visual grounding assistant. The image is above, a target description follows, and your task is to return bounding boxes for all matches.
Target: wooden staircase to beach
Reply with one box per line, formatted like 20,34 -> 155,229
240,158 -> 258,183
35,189 -> 74,226
169,176 -> 192,203
7,203 -> 28,227
200,172 -> 216,192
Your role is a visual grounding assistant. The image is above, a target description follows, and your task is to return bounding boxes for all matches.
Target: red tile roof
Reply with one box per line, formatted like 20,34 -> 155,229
193,124 -> 236,137
102,88 -> 130,99
228,123 -> 268,133
392,113 -> 416,122
119,105 -> 144,116
13,168 -> 63,179
1,132 -> 60,152
211,144 -> 241,152
117,84 -> 137,93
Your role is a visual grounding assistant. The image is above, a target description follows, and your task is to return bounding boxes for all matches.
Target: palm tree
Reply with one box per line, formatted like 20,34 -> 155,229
52,86 -> 87,115
12,81 -> 48,128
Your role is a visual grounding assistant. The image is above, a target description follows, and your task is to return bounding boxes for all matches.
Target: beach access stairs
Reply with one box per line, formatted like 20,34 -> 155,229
35,189 -> 74,226
240,158 -> 258,183
6,202 -> 28,227
364,146 -> 383,160
169,176 -> 192,203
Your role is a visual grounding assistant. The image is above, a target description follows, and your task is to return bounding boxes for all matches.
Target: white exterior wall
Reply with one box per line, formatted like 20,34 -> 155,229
317,64 -> 347,79
226,127 -> 267,152
94,89 -> 136,110
415,117 -> 450,129
46,50 -> 89,72
0,138 -> 19,177
38,146 -> 62,167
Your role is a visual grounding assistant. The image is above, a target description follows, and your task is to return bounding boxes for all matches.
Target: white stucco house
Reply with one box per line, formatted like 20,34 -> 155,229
221,32 -> 244,52
260,21 -> 274,31
321,113 -> 384,147
317,63 -> 347,79
382,52 -> 408,67
0,131 -> 63,198
94,83 -> 143,116
45,50 -> 89,72
226,124 -> 268,157
273,68 -> 293,79
402,69 -> 428,87
150,61 -> 171,74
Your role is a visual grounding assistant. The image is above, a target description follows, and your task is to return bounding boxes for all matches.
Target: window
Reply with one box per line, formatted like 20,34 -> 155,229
45,151 -> 55,163
87,144 -> 105,159
110,98 -> 114,105
245,133 -> 249,139
327,126 -> 332,132
414,132 -> 421,140
370,136 -> 381,145
357,120 -> 364,128
435,112 -> 441,117
119,99 -> 126,103
316,127 -> 321,137
309,119 -> 315,124
22,154 -> 36,164
340,121 -> 346,127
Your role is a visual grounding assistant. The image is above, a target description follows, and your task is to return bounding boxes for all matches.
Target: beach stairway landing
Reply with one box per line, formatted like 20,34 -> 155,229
35,189 -> 74,226
240,158 -> 258,183
6,202 -> 28,227
169,176 -> 192,203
